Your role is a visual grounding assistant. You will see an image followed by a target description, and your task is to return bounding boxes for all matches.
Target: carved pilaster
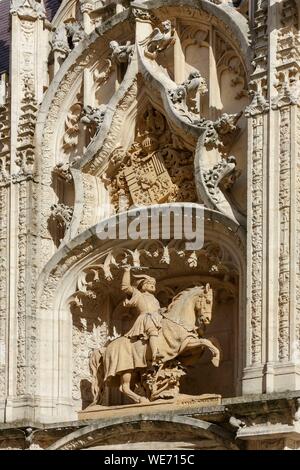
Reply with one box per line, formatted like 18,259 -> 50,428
244,0 -> 269,378
245,0 -> 300,393
277,106 -> 290,362
273,1 -> 300,374
5,0 -> 48,420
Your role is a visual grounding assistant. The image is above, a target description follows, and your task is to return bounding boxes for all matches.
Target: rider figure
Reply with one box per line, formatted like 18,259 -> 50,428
121,266 -> 163,365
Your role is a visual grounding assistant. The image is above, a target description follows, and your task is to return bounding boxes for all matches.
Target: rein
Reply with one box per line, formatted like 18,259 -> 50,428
160,311 -> 200,334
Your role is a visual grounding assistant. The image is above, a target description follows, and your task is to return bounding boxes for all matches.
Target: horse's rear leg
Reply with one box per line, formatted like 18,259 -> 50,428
119,372 -> 149,404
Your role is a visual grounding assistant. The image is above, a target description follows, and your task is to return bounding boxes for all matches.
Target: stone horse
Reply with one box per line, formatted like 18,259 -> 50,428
90,284 -> 220,405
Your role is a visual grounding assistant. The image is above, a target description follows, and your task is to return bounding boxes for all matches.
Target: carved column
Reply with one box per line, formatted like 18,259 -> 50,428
5,0 -> 49,422
243,0 -> 300,394
80,0 -> 94,35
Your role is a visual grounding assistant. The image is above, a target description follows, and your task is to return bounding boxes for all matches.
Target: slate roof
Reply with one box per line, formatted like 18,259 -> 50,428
0,0 -> 10,74
0,0 -> 62,74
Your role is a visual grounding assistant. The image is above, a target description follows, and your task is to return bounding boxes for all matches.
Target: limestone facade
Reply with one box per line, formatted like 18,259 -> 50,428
0,0 -> 300,450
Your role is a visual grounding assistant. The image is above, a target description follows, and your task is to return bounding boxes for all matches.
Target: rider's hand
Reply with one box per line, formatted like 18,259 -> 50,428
122,264 -> 131,271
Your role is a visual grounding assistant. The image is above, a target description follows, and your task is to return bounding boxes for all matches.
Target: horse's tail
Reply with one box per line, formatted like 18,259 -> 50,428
89,348 -> 105,405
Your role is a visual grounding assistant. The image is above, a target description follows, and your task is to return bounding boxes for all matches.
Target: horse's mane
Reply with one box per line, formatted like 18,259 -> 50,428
164,286 -> 206,324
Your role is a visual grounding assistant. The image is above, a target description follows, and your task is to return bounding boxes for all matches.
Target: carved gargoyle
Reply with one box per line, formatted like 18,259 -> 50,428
53,162 -> 73,183
109,40 -> 134,65
169,71 -> 208,114
81,105 -> 107,137
51,24 -> 70,55
65,21 -> 86,47
140,20 -> 176,59
50,203 -> 73,224
214,112 -> 242,136
50,203 -> 74,238
203,111 -> 242,153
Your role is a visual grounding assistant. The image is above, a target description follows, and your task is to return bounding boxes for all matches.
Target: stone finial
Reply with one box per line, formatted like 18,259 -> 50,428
10,0 -> 46,19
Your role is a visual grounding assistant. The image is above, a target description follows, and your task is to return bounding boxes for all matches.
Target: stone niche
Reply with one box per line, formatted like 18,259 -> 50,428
69,233 -> 241,411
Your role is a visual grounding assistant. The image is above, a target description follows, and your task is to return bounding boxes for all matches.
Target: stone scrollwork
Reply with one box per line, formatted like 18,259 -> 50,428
16,0 -> 251,427
139,20 -> 176,60
203,156 -> 241,204
195,112 -> 244,225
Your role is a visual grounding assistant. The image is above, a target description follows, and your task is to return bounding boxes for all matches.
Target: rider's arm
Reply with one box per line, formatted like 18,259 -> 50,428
121,267 -> 134,296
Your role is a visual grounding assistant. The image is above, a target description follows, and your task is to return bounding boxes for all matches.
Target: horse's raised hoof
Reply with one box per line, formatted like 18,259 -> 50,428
212,356 -> 220,367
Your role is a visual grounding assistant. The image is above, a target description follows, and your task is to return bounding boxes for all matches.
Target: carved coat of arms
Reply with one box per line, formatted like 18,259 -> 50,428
103,106 -> 196,210
124,151 -> 173,205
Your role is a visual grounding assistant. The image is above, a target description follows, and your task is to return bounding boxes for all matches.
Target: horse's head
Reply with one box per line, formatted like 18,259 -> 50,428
165,284 -> 214,330
194,284 -> 213,326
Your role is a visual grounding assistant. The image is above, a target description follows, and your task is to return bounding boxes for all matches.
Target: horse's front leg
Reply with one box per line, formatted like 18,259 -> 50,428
183,338 -> 220,367
198,338 -> 220,367
119,371 -> 149,404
